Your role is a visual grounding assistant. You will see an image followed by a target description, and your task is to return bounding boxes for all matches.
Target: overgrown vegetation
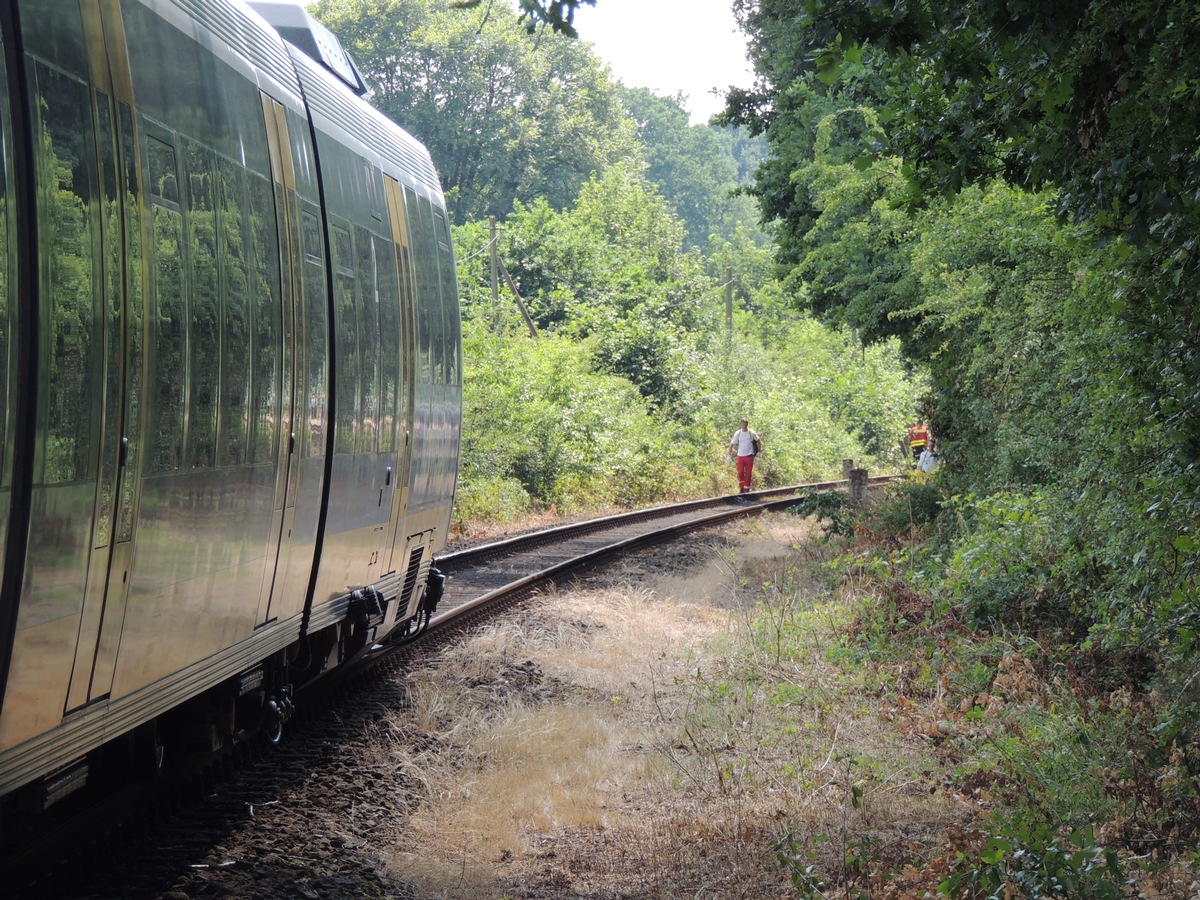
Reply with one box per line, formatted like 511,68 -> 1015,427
704,0 -> 1200,890
310,0 -> 1200,890
634,496 -> 1195,896
315,0 -> 922,528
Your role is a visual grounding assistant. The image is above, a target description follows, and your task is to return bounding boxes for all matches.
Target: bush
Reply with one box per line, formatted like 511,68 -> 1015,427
453,476 -> 531,524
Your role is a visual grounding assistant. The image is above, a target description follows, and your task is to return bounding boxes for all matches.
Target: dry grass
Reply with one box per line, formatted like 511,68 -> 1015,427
377,515 -> 971,898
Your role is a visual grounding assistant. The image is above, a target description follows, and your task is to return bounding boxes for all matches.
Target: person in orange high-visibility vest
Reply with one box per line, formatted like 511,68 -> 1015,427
907,422 -> 930,461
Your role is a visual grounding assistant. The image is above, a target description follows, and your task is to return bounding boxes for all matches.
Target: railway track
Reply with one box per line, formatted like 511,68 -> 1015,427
3,475 -> 893,898
428,476 -> 893,627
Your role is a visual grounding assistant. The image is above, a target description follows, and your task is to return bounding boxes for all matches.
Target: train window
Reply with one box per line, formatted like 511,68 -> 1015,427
96,95 -> 120,547
147,134 -> 184,472
34,64 -> 101,484
184,139 -> 218,470
218,158 -> 249,467
355,225 -> 380,454
405,188 -> 435,386
433,209 -> 461,388
374,234 -> 398,453
416,194 -> 444,386
116,102 -> 142,542
332,223 -> 358,455
248,174 -> 281,466
300,207 -> 327,458
363,159 -> 383,222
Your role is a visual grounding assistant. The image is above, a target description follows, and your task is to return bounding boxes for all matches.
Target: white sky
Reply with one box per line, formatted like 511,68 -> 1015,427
571,0 -> 753,124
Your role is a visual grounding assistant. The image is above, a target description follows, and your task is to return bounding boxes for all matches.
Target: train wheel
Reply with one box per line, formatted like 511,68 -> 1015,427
262,698 -> 284,745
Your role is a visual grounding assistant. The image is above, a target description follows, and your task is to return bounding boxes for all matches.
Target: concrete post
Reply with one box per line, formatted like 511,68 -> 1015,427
849,468 -> 868,504
842,458 -> 854,481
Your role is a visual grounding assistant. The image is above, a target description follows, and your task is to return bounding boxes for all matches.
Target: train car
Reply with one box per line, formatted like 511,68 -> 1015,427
0,0 -> 461,815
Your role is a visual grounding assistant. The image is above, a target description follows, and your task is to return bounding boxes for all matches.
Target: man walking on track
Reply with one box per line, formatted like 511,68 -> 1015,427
728,418 -> 761,494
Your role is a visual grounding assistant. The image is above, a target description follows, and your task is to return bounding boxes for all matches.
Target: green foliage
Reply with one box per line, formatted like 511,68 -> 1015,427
869,478 -> 944,538
940,492 -> 1070,632
728,0 -> 1200,725
618,86 -> 768,251
459,317 -> 706,511
788,489 -> 853,540
452,475 -> 532,524
313,0 -> 636,223
451,0 -> 594,37
941,823 -> 1129,900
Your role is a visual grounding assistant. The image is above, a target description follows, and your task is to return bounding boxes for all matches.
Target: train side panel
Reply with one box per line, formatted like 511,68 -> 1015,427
0,0 -> 122,751
0,0 -> 326,790
0,0 -> 460,803
286,43 -> 461,628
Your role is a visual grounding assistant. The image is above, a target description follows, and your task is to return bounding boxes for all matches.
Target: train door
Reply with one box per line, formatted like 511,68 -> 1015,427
64,0 -> 146,710
382,176 -> 415,571
254,94 -> 300,626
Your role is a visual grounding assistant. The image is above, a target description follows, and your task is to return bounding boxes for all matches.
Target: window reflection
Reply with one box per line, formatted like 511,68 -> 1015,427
0,52 -> 10,495
147,135 -> 184,472
184,139 -> 217,470
218,158 -> 249,467
301,206 -> 325,458
333,222 -> 357,455
249,174 -> 280,465
355,224 -> 379,454
375,233 -> 398,453
34,64 -> 101,484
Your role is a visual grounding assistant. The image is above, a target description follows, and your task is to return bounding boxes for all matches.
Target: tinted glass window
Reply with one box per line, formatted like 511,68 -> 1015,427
116,102 -> 142,541
332,223 -> 357,454
218,157 -> 249,466
433,209 -> 460,388
374,234 -> 398,453
355,225 -> 380,453
184,139 -> 217,469
300,207 -> 326,458
147,134 -> 184,472
417,195 -> 444,386
249,175 -> 280,465
35,64 -> 100,484
405,188 -> 435,386
95,95 -> 120,547
0,44 -> 11,492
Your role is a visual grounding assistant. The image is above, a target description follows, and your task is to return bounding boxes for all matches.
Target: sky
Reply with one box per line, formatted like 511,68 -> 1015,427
571,0 -> 754,124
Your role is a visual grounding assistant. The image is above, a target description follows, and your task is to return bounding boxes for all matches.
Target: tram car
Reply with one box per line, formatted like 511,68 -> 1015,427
0,0 -> 462,813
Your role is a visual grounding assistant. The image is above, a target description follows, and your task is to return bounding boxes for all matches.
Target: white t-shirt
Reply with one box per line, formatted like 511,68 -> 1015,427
730,429 -> 758,457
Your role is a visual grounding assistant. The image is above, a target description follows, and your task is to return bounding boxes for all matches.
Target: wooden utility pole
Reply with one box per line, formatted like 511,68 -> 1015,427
498,259 -> 539,339
489,216 -> 499,329
725,266 -> 733,353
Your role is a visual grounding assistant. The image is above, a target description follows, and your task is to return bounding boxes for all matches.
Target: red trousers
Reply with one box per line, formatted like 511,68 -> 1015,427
736,454 -> 755,492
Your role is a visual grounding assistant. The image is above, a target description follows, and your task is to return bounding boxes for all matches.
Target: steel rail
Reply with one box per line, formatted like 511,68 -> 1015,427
437,475 -> 895,574
428,474 -> 898,631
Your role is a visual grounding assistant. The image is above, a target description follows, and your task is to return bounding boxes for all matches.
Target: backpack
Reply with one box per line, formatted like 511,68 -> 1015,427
752,434 -> 762,456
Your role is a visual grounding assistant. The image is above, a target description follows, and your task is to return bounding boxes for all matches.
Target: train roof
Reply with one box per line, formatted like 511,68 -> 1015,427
247,0 -> 369,97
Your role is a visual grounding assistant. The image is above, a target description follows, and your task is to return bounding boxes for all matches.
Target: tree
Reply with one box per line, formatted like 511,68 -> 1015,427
312,0 -> 636,222
618,87 -> 745,250
452,0 -> 595,37
494,164 -> 711,415
727,1 -> 1200,506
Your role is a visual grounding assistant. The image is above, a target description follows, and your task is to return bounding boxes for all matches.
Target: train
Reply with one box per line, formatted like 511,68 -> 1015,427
0,0 -> 462,818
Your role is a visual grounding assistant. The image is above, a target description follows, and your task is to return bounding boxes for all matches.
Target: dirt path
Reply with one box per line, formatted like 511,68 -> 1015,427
78,512 -> 975,899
